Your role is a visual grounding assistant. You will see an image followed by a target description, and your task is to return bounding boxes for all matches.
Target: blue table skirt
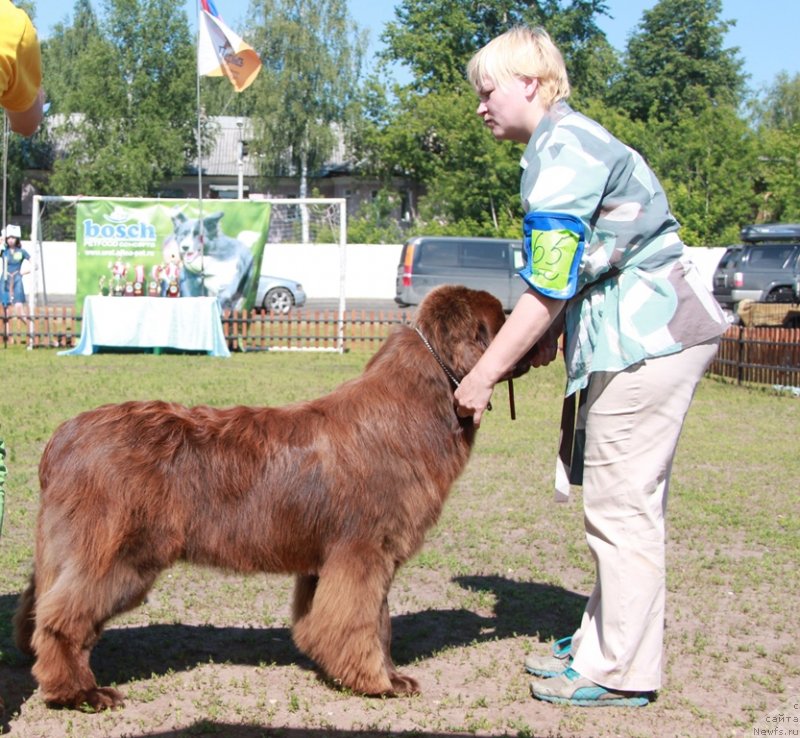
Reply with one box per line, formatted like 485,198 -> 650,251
59,296 -> 231,357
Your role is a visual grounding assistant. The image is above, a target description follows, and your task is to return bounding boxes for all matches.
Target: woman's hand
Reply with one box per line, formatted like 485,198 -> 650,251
454,367 -> 495,427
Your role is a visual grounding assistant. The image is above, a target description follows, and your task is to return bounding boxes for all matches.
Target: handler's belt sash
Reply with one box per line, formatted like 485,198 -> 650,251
520,211 -> 585,300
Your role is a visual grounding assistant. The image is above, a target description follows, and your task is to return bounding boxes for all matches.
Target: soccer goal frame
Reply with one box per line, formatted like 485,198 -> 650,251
29,194 -> 348,353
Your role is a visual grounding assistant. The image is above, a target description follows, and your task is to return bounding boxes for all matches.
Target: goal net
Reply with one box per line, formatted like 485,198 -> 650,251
29,195 -> 348,352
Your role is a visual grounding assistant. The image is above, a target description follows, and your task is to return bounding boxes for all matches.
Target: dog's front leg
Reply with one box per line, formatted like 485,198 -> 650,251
291,543 -> 406,696
379,594 -> 420,696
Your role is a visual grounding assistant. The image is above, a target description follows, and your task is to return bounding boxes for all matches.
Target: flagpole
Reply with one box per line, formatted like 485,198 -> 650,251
195,0 -> 261,300
195,1 -> 205,295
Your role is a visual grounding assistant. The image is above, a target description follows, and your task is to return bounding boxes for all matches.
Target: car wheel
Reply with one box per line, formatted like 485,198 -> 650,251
765,286 -> 795,303
263,287 -> 294,314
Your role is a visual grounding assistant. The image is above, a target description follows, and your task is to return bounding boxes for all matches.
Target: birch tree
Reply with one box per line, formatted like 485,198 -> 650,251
247,0 -> 365,241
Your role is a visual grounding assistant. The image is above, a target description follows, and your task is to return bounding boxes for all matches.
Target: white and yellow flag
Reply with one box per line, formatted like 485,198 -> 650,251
198,0 -> 262,92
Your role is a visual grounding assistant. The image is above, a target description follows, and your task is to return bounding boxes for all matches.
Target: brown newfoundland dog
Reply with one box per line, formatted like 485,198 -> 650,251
14,285 -> 526,710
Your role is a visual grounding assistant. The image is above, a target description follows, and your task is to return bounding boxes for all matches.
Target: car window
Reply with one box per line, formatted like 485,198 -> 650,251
747,245 -> 795,268
461,242 -> 508,269
417,242 -> 458,268
717,249 -> 741,268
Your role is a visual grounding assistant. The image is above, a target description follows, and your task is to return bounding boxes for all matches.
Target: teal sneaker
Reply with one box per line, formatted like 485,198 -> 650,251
523,636 -> 573,678
530,667 -> 653,707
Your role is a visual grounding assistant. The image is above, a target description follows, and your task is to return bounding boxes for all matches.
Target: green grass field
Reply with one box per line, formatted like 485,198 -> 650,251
0,345 -> 797,737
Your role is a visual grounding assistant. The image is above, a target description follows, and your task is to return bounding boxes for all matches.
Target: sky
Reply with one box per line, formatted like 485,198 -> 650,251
30,0 -> 800,92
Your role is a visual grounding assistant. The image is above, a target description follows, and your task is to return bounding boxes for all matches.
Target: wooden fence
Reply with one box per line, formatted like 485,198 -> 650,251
4,306 -> 799,390
220,307 -> 413,352
710,325 -> 800,389
0,306 -> 415,353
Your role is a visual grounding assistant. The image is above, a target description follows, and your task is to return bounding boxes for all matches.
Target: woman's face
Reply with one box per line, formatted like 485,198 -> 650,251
475,75 -> 538,144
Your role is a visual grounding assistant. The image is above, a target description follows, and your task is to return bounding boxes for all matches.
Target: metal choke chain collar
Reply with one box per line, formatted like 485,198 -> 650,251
414,326 -> 508,416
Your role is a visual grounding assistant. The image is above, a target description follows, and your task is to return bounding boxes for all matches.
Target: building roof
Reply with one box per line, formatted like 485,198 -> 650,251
196,116 -> 349,178
197,116 -> 257,177
44,114 -> 353,180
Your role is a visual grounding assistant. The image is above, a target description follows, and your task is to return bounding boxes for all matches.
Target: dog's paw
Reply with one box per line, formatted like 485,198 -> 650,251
389,672 -> 421,696
48,686 -> 125,712
80,686 -> 125,712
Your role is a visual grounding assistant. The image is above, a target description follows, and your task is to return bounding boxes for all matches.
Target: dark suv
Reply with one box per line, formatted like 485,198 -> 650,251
712,223 -> 800,317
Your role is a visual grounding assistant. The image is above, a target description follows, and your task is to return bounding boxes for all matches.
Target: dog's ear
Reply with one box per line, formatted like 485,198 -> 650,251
171,211 -> 187,227
459,290 -> 505,374
471,290 -> 506,346
205,212 -> 225,236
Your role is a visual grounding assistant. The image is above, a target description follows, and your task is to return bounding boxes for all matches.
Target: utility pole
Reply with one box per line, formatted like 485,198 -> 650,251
236,117 -> 244,200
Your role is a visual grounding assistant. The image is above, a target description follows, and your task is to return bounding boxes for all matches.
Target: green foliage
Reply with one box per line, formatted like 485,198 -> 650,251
754,125 -> 800,223
41,0 -> 196,198
751,72 -> 800,131
2,133 -> 52,224
346,189 -> 406,244
361,83 -> 524,235
246,0 -> 365,196
608,0 -> 746,122
652,103 -> 759,244
380,0 -> 613,96
372,0 -> 759,241
750,74 -> 800,222
19,0 -> 800,245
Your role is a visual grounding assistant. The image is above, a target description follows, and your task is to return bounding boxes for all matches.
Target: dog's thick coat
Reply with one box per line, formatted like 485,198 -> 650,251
14,286 -> 512,710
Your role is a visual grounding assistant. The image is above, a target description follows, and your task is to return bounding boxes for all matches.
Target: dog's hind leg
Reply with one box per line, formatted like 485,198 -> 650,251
292,543 -> 418,696
291,574 -> 319,623
13,573 -> 37,656
30,561 -> 157,710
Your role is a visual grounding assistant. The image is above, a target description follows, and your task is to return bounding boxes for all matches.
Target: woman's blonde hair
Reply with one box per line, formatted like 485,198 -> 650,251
466,26 -> 570,108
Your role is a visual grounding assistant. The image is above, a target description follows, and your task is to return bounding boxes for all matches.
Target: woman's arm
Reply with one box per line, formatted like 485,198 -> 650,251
7,87 -> 44,136
454,289 -> 564,425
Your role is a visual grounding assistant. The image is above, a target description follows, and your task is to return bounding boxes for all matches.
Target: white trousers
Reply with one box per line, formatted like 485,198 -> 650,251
569,340 -> 719,692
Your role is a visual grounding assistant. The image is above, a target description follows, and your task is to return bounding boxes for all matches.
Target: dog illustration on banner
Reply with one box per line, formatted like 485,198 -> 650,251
164,209 -> 256,309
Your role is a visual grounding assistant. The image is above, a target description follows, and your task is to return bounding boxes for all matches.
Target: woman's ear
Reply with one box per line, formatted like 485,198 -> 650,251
522,77 -> 539,100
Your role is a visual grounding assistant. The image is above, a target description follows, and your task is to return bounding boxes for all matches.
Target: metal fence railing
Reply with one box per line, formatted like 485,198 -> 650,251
5,307 -> 800,391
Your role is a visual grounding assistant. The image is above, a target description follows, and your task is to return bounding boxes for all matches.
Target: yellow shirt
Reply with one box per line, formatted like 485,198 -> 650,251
0,0 -> 42,112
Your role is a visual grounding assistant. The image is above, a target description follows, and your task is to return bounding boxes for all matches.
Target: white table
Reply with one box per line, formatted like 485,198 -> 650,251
60,296 -> 230,357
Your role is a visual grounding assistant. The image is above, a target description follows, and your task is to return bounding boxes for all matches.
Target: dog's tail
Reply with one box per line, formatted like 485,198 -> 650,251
13,573 -> 37,656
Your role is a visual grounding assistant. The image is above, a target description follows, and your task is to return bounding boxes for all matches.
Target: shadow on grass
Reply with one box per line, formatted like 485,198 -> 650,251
0,578 -> 586,732
8,712 -> 506,737
138,728 -> 503,737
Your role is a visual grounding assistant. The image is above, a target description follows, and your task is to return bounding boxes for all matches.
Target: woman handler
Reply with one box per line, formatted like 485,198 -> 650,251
454,27 -> 727,707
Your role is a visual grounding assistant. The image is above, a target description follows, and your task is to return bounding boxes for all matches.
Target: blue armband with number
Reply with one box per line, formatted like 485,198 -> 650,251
519,211 -> 585,300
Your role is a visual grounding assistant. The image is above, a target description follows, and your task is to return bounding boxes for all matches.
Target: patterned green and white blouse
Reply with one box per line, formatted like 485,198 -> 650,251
519,101 -> 727,396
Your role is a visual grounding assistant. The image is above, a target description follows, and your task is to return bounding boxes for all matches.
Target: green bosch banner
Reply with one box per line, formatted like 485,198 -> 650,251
74,199 -> 272,310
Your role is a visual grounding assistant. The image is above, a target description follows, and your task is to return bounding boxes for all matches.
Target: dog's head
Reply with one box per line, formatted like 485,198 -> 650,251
413,285 -> 530,381
170,211 -> 227,273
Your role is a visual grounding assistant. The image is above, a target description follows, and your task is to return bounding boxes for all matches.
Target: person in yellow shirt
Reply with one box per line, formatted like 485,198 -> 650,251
0,0 -> 45,136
